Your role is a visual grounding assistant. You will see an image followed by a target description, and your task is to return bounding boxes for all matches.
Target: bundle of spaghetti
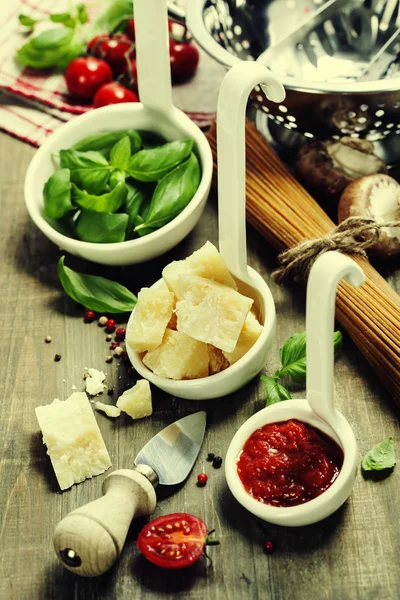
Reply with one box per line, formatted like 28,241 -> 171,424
206,119 -> 400,404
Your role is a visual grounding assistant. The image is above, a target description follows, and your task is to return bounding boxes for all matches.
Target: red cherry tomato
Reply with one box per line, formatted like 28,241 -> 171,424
64,57 -> 113,100
88,34 -> 135,74
93,82 -> 139,108
137,513 -> 212,569
169,38 -> 199,83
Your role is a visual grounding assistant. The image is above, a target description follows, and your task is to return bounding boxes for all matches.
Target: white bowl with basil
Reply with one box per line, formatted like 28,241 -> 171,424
24,0 -> 212,266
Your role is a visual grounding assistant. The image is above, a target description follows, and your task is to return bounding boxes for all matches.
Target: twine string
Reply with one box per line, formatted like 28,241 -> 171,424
272,217 -> 400,283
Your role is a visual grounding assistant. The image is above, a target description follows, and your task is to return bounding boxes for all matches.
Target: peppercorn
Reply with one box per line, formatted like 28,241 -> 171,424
84,310 -> 95,323
106,334 -> 112,342
45,336 -> 52,343
110,341 -> 120,350
54,354 -> 61,362
207,453 -> 215,462
105,319 -> 117,332
107,388 -> 114,395
212,456 -> 223,469
115,327 -> 126,341
98,316 -> 108,326
105,355 -> 113,363
114,346 -> 123,357
263,541 -> 274,554
197,473 -> 208,486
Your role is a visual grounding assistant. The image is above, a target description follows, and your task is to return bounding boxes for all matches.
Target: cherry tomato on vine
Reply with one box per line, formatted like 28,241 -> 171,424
169,38 -> 199,83
88,34 -> 135,74
137,513 -> 219,569
64,57 -> 113,100
93,82 -> 139,108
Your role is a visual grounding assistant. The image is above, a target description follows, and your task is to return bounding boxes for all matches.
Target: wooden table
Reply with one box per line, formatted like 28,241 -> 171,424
1,131 -> 400,600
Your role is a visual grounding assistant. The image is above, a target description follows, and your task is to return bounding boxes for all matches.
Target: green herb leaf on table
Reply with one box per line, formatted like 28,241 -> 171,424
58,256 -> 137,313
59,149 -> 111,195
135,152 -> 201,232
76,210 -> 128,243
72,130 -> 141,157
361,437 -> 396,472
110,136 -> 131,171
76,4 -> 89,25
18,14 -> 39,31
16,28 -> 84,69
72,181 -> 127,213
43,169 -> 74,219
261,375 -> 292,407
50,12 -> 75,28
128,139 -> 194,182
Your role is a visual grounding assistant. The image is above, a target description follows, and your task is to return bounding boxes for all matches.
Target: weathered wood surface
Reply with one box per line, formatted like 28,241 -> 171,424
0,131 -> 400,600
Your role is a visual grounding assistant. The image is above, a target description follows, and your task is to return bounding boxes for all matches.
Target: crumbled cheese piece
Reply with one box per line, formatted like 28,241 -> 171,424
127,287 -> 175,353
143,329 -> 209,380
116,380 -> 153,419
175,275 -> 253,353
223,312 -> 263,364
94,402 -> 121,418
35,392 -> 111,490
85,368 -> 106,395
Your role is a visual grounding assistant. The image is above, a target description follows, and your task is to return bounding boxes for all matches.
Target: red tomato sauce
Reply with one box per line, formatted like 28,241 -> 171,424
237,419 -> 344,507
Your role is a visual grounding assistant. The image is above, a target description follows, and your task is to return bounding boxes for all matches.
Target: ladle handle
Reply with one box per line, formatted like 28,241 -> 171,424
134,0 -> 173,115
306,252 -> 365,425
217,63 -> 285,282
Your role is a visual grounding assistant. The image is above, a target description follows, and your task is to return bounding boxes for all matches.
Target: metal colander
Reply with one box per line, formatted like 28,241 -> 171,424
171,0 -> 400,163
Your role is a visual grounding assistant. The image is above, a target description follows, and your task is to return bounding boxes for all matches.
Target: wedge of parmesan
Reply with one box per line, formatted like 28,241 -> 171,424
223,312 -> 263,364
175,275 -> 253,353
143,329 -> 209,379
127,287 -> 175,352
162,241 -> 237,299
116,379 -> 153,419
35,392 -> 111,490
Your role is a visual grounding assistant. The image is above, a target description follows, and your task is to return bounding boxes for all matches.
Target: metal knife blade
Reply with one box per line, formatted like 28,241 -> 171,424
135,411 -> 207,486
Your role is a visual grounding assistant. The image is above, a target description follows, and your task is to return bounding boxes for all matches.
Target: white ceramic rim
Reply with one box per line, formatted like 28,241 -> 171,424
224,401 -> 358,524
186,0 -> 400,95
24,102 -> 213,258
125,267 -> 276,399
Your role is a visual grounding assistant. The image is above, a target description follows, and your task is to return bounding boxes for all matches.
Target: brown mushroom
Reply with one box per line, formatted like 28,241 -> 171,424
338,174 -> 400,260
295,137 -> 387,212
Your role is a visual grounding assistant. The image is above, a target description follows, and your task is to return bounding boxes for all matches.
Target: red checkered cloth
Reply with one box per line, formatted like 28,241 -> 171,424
0,0 -> 224,146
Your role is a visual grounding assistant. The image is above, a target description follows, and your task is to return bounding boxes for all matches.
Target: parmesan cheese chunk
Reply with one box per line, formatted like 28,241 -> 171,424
162,241 -> 237,299
95,401 -> 121,418
127,287 -> 175,352
175,275 -> 253,353
35,392 -> 111,490
143,329 -> 209,379
85,368 -> 106,396
223,312 -> 263,364
116,380 -> 152,419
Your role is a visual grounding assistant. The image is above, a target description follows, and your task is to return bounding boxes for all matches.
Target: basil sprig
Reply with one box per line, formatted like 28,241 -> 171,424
58,256 -> 136,313
362,437 -> 396,472
128,140 -> 193,182
262,330 -> 343,407
60,150 -> 112,195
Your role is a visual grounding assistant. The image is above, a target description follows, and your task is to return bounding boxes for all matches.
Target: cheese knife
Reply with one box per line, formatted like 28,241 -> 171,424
53,411 -> 206,577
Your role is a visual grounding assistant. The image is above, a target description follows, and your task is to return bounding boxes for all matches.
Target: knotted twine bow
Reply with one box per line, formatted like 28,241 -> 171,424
272,216 -> 400,283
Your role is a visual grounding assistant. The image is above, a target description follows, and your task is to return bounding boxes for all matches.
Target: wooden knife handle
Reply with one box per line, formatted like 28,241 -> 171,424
53,469 -> 157,577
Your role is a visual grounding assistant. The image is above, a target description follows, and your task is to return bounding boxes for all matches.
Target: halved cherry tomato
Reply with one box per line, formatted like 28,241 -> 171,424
93,82 -> 139,108
88,34 -> 135,75
169,38 -> 199,83
64,57 -> 113,100
137,513 -> 217,569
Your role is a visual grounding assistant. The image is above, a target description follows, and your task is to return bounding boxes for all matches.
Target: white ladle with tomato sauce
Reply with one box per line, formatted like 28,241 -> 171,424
225,251 -> 365,526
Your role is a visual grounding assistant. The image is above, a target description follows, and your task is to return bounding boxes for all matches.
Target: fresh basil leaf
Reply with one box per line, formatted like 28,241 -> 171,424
18,14 -> 38,30
76,4 -> 89,24
278,330 -> 342,385
50,12 -> 75,27
72,181 -> 127,213
110,136 -> 131,171
16,28 -> 83,69
133,215 -> 155,237
135,153 -> 200,232
128,139 -> 194,182
261,375 -> 292,407
57,256 -> 136,313
362,437 -> 396,472
88,0 -> 133,36
76,210 -> 128,243
109,170 -> 126,189
60,149 -> 111,195
124,182 -> 150,239
43,168 -> 73,219
72,130 -> 141,157
57,35 -> 85,69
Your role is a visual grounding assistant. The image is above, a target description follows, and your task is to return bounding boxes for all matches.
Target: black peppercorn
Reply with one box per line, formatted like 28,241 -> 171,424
207,453 -> 215,462
54,354 -> 61,362
212,456 -> 223,469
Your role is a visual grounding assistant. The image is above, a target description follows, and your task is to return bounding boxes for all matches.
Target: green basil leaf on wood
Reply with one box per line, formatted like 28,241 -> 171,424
110,136 -> 131,171
124,182 -> 151,239
361,437 -> 396,472
72,130 -> 141,157
43,168 -> 73,219
76,210 -> 128,243
261,375 -> 292,407
59,149 -> 111,195
72,181 -> 127,213
135,153 -> 200,232
128,139 -> 194,182
57,256 -> 137,313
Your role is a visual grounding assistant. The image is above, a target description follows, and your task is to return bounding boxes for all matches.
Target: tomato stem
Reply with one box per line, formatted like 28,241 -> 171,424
205,529 -> 220,546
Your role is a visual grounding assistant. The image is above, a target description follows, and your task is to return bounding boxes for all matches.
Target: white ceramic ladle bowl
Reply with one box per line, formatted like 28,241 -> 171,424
126,62 -> 285,400
24,0 -> 212,266
225,251 -> 366,526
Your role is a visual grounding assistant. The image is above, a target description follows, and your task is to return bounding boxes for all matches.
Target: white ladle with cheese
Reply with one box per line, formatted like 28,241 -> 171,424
127,62 -> 286,399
